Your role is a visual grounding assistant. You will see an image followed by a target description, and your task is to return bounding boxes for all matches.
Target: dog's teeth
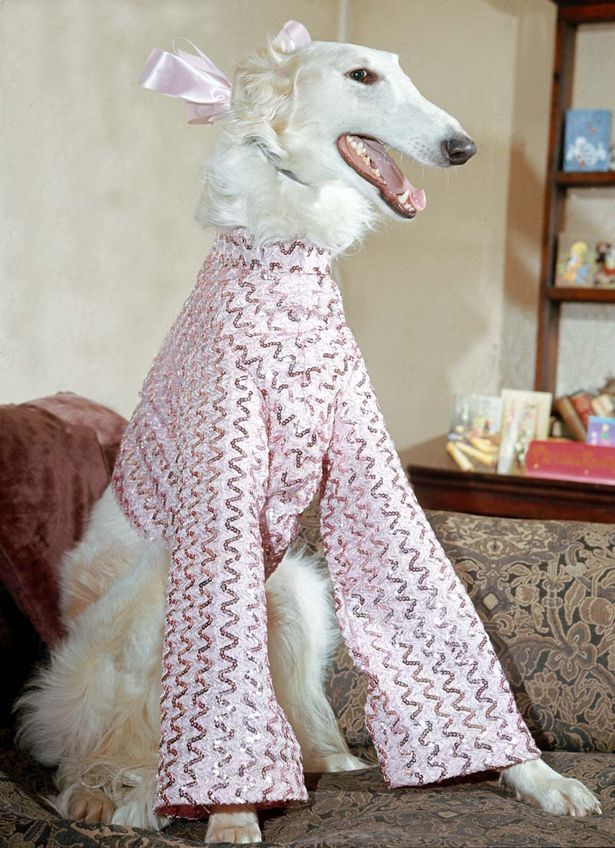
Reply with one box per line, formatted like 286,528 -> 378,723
398,189 -> 410,204
349,139 -> 359,150
372,168 -> 381,178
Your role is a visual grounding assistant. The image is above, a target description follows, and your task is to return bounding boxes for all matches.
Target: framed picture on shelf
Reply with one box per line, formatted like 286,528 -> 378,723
449,393 -> 502,441
554,233 -> 597,287
563,109 -> 612,172
447,394 -> 502,470
497,390 -> 552,475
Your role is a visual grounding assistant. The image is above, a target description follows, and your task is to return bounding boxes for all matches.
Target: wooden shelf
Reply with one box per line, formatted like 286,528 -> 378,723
555,171 -> 615,188
534,6 -> 615,392
559,3 -> 615,25
547,287 -> 615,302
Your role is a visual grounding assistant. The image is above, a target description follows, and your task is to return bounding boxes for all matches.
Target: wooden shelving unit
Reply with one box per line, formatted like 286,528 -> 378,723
534,1 -> 615,393
548,287 -> 615,302
555,170 -> 615,187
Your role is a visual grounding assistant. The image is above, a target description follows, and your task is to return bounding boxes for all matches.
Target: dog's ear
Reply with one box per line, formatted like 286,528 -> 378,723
232,41 -> 302,164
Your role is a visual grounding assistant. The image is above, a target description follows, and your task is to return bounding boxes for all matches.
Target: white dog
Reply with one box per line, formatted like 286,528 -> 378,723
15,24 -> 601,846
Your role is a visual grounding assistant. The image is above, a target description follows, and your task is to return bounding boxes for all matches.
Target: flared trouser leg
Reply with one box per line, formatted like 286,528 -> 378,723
319,358 -> 540,788
153,366 -> 307,818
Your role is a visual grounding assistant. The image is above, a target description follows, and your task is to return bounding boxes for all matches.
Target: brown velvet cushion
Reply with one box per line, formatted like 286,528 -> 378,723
295,506 -> 615,754
0,393 -> 126,647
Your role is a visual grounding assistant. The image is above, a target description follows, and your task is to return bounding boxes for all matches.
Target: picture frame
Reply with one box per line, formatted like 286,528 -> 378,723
497,389 -> 552,475
563,109 -> 612,172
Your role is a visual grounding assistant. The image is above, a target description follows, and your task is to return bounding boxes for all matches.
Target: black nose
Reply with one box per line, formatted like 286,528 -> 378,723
441,135 -> 477,165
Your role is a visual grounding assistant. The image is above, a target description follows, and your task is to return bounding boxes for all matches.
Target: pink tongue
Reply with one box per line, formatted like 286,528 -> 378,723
403,178 -> 427,212
361,137 -> 426,211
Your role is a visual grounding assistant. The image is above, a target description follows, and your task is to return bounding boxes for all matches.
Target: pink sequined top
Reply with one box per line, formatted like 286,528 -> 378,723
112,228 -> 539,819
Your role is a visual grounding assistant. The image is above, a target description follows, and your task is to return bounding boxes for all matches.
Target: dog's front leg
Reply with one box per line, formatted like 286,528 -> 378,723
499,758 -> 601,817
152,368 -> 308,829
205,804 -> 260,844
319,358 -> 547,789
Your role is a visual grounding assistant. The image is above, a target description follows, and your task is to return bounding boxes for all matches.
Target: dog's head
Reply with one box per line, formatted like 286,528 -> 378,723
229,31 -> 475,224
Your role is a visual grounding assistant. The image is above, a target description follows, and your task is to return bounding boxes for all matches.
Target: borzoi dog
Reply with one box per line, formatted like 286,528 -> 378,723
15,23 -> 601,846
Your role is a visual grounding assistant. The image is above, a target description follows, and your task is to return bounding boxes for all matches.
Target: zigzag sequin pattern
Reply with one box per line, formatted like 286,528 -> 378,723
111,228 -> 540,819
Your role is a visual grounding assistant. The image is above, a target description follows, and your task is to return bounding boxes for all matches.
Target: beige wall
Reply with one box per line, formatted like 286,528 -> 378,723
341,0 -> 555,446
0,0 -> 339,416
4,0 -> 604,452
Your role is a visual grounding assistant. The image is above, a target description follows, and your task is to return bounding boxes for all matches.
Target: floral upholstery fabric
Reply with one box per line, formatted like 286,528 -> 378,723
0,723 -> 613,847
426,511 -> 614,754
297,507 -> 615,757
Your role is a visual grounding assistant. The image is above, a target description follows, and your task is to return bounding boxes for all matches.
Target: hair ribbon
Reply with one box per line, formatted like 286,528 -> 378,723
138,21 -> 311,125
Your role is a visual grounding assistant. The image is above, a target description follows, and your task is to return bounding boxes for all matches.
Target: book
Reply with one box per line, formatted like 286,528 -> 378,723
554,396 -> 586,441
569,390 -> 594,429
526,440 -> 615,485
587,416 -> 615,447
497,390 -> 552,475
563,109 -> 612,172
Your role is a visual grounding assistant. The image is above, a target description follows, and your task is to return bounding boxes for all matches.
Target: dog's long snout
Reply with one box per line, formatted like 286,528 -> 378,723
441,135 -> 477,165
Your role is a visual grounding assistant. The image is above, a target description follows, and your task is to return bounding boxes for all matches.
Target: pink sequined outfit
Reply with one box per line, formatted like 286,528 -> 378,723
111,228 -> 539,819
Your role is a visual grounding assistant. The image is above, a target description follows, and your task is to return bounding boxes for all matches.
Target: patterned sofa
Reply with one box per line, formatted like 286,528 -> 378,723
0,395 -> 613,847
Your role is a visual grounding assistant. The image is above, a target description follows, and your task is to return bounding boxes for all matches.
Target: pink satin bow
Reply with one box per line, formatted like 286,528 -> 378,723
139,20 -> 311,125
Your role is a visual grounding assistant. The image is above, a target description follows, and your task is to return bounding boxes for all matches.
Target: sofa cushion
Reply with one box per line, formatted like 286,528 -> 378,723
0,393 -> 126,647
0,722 -> 611,847
319,510 -> 615,755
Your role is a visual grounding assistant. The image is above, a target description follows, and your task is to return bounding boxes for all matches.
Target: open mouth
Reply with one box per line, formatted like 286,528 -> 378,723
336,134 -> 427,219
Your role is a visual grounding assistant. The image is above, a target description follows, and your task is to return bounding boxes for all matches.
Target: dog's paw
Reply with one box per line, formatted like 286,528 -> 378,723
205,806 -> 261,845
68,786 -> 116,824
111,799 -> 170,830
305,752 -> 373,773
501,758 -> 602,817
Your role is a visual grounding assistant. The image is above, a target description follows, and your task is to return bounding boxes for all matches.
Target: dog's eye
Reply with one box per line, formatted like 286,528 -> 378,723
346,68 -> 378,85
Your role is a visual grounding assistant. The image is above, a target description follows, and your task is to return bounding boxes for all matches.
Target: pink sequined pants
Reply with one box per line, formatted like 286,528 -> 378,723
111,229 -> 539,819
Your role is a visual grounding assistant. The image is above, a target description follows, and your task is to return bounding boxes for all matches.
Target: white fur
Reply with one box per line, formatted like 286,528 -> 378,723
501,759 -> 601,817
14,29 -> 600,847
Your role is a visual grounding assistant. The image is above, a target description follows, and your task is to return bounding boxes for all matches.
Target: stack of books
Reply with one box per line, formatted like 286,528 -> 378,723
554,384 -> 615,445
